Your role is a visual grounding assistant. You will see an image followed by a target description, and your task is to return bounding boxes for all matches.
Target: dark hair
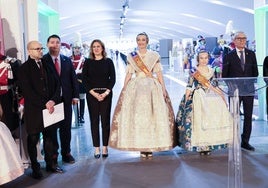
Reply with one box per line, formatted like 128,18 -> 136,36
136,32 -> 149,43
47,34 -> 61,43
196,50 -> 210,63
89,39 -> 107,59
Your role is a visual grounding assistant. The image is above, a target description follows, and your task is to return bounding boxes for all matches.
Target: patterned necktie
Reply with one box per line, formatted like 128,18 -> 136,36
54,57 -> 60,75
239,51 -> 245,71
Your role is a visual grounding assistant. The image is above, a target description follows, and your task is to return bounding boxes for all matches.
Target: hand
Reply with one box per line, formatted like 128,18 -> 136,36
18,104 -> 24,119
90,90 -> 104,101
72,98 -> 79,105
96,94 -> 104,101
99,92 -> 109,101
75,69 -> 82,74
46,100 -> 55,114
18,104 -> 24,114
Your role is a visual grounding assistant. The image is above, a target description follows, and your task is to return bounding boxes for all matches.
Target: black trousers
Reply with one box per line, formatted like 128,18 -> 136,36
52,102 -> 72,157
239,96 -> 254,144
86,92 -> 112,147
27,128 -> 55,171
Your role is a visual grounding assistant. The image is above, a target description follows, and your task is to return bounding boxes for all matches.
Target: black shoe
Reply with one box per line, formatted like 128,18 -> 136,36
102,153 -> 109,158
199,151 -> 205,156
140,152 -> 147,158
32,170 -> 43,179
102,148 -> 108,158
94,153 -> 101,159
46,165 -> 64,173
62,153 -> 75,164
199,151 -> 211,156
241,143 -> 255,151
79,117 -> 85,123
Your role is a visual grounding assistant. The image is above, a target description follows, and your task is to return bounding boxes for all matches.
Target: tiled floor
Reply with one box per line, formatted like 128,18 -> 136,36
2,57 -> 268,188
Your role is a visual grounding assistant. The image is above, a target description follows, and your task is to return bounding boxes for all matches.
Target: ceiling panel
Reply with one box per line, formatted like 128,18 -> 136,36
58,0 -> 254,48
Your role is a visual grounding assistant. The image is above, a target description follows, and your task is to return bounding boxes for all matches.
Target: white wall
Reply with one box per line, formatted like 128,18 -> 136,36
0,0 -> 39,61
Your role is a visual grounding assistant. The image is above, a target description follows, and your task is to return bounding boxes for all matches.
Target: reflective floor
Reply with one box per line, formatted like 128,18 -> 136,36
2,57 -> 268,188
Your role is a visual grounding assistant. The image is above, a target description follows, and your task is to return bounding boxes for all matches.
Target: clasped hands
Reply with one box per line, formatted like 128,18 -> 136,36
90,89 -> 110,101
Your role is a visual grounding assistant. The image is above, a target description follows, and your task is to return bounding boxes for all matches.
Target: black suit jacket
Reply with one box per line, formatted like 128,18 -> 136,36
17,56 -> 61,134
263,56 -> 268,78
262,56 -> 268,113
222,48 -> 258,78
222,48 -> 259,95
43,53 -> 79,105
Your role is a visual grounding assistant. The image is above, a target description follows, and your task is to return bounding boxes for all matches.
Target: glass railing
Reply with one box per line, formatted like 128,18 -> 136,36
209,77 -> 267,188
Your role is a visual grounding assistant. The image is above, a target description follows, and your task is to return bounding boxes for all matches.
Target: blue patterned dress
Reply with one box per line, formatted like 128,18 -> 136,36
176,67 -> 232,152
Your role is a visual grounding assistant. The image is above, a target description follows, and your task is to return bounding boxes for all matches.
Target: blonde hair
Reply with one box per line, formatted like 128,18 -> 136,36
136,32 -> 149,44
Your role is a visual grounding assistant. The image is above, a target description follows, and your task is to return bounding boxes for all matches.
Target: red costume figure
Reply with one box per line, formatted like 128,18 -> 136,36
70,43 -> 86,126
0,53 -> 20,131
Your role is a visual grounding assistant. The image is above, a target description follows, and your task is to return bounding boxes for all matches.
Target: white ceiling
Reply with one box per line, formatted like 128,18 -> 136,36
58,0 -> 254,47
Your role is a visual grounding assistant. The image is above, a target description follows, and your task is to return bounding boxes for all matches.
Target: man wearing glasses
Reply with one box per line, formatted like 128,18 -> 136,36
222,31 -> 259,151
18,41 -> 61,179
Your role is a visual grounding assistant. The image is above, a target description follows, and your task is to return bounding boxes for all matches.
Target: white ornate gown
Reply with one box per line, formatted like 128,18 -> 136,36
109,51 -> 176,152
0,121 -> 24,185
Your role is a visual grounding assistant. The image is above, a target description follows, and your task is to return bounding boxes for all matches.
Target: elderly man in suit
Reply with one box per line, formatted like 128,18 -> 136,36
222,31 -> 259,151
43,35 -> 79,165
18,41 -> 61,179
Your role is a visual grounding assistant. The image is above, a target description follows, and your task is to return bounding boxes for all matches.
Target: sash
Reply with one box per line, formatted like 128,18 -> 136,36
192,70 -> 210,87
130,51 -> 152,77
75,56 -> 84,72
193,70 -> 227,105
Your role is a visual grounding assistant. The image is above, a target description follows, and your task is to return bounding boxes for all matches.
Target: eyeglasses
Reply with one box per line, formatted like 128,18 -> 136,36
30,47 -> 45,51
235,37 -> 247,41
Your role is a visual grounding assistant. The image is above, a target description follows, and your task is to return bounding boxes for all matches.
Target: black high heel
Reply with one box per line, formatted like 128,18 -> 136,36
94,153 -> 100,159
102,153 -> 108,158
102,148 -> 108,158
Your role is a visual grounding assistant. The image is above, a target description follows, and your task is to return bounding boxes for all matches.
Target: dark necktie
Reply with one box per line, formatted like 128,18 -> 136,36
54,57 -> 60,75
37,61 -> 44,76
239,51 -> 245,71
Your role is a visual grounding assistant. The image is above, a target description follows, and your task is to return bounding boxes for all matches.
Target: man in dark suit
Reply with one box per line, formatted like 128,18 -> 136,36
263,56 -> 268,117
43,35 -> 79,164
222,31 -> 259,151
18,41 -> 61,179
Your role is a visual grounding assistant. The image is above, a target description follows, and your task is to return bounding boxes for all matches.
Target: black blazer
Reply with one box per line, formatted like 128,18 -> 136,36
262,56 -> 268,113
222,48 -> 258,78
43,53 -> 79,105
263,56 -> 268,78
222,48 -> 259,95
17,56 -> 61,134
